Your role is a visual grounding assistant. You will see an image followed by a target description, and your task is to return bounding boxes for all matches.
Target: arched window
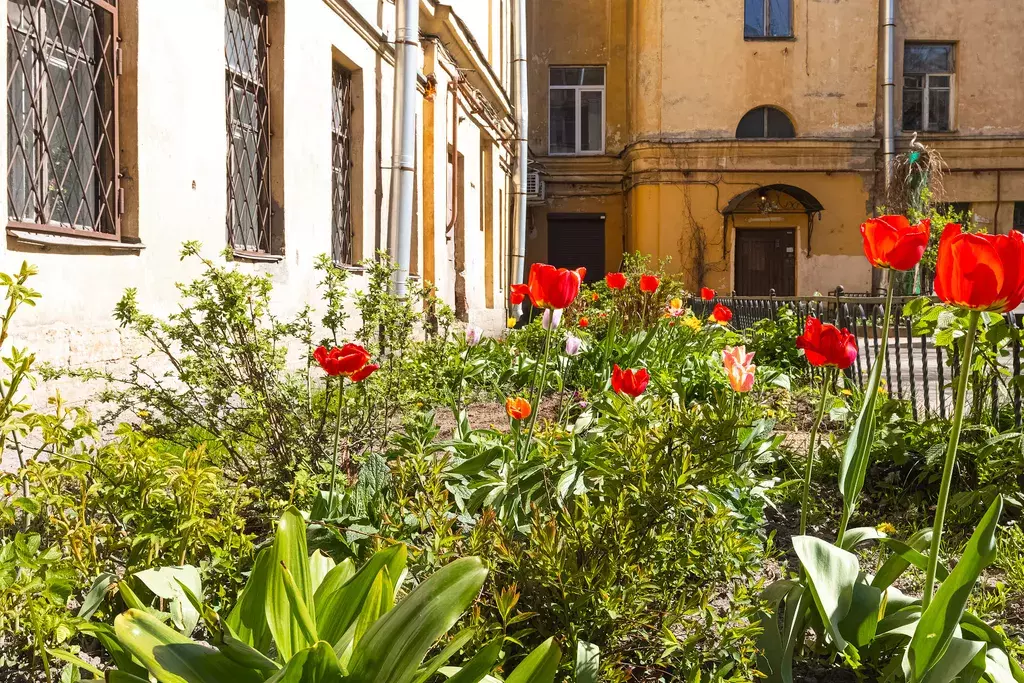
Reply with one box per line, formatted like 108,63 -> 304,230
736,107 -> 795,139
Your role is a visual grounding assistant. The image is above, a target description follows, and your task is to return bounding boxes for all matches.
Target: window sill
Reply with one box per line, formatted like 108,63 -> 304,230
7,228 -> 145,252
744,35 -> 796,42
232,249 -> 284,263
339,264 -> 366,273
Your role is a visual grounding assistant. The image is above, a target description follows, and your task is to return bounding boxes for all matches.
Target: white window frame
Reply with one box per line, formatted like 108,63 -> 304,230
548,67 -> 606,156
903,45 -> 955,133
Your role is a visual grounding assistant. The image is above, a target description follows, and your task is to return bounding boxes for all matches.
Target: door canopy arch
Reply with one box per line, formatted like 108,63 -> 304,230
722,185 -> 826,256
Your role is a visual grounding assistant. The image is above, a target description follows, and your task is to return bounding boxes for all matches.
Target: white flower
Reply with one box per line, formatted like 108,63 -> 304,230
542,309 -> 563,331
564,334 -> 582,356
465,325 -> 484,347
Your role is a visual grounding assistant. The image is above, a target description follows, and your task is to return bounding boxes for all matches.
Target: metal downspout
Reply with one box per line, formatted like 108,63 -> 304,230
882,0 -> 896,195
388,0 -> 420,296
512,0 -> 529,298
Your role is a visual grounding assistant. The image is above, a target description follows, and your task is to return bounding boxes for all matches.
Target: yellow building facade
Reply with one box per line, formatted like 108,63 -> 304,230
526,0 -> 1024,296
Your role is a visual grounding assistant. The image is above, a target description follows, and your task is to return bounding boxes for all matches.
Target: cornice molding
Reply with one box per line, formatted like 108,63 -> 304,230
322,0 -> 396,66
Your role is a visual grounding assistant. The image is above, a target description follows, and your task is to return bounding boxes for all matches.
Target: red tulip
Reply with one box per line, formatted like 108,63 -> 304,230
314,344 -> 372,378
860,215 -> 930,271
606,272 -> 628,290
349,363 -> 380,383
700,287 -> 716,301
505,396 -> 532,420
934,224 -> 1024,313
710,303 -> 733,324
523,263 -> 586,310
639,275 -> 660,293
796,317 -> 858,370
579,317 -> 589,328
510,283 -> 531,305
611,364 -> 650,397
591,292 -> 600,302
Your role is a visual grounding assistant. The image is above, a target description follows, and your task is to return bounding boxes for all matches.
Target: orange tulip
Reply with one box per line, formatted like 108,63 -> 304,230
860,215 -> 930,271
934,223 -> 1024,313
505,397 -> 532,420
579,317 -> 589,328
513,263 -> 586,310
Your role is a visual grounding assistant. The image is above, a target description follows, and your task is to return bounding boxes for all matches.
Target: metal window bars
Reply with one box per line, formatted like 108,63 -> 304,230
331,63 -> 354,265
225,0 -> 271,254
6,0 -> 120,239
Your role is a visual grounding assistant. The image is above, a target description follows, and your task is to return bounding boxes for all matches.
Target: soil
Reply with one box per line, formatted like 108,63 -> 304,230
433,395 -> 565,439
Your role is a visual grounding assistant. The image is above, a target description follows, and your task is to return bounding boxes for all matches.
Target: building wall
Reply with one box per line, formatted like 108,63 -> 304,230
0,0 -> 516,404
525,0 -> 1024,297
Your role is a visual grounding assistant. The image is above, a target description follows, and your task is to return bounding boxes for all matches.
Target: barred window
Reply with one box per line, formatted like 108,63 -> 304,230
225,0 -> 271,254
331,63 -> 354,265
7,0 -> 120,238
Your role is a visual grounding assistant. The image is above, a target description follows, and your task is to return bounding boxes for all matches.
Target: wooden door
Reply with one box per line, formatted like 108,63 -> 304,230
547,214 -> 605,283
735,228 -> 796,296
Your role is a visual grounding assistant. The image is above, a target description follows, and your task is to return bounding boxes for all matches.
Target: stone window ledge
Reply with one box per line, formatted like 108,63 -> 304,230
7,228 -> 145,252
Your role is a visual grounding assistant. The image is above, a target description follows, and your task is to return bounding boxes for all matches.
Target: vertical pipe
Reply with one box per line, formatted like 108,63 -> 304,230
512,0 -> 529,297
881,0 -> 896,195
388,0 -> 420,296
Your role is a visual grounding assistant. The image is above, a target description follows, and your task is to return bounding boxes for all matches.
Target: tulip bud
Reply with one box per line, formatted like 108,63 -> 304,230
465,325 -> 484,347
542,309 -> 562,330
565,334 -> 582,356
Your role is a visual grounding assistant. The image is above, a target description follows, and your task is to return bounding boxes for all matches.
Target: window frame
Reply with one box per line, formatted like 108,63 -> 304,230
225,0 -> 273,256
548,66 -> 606,157
330,62 -> 355,266
744,0 -> 794,40
902,43 -> 956,133
1014,202 -> 1024,233
6,0 -> 122,241
736,106 -> 796,139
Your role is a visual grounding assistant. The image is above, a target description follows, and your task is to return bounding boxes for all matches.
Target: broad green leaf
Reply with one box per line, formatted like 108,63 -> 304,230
838,581 -> 882,648
959,610 -> 1024,682
106,672 -> 152,683
314,559 -> 355,613
265,641 -> 343,683
346,556 -> 487,683
755,610 -> 787,683
505,637 -> 561,683
317,544 -> 407,646
920,637 -> 985,683
840,527 -> 886,551
226,548 -> 273,654
910,497 -> 1003,681
214,626 -> 281,672
760,579 -> 797,606
79,572 -> 117,620
412,628 -> 476,683
78,622 -> 149,679
309,551 -> 336,595
574,641 -> 599,683
873,531 -> 948,590
445,637 -> 503,683
134,566 -> 203,635
45,648 -> 103,677
114,609 -> 262,683
353,569 -> 386,648
839,342 -> 885,517
792,536 -> 859,651
266,507 -> 314,661
279,562 -> 319,646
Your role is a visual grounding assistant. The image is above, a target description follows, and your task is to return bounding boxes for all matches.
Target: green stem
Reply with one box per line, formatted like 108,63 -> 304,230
922,309 -> 980,610
326,377 -> 346,514
799,368 -> 833,536
523,320 -> 555,456
836,270 -> 895,549
454,346 -> 471,412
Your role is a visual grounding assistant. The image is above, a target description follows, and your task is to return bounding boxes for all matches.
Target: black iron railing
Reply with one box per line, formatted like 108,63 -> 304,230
691,290 -> 1024,427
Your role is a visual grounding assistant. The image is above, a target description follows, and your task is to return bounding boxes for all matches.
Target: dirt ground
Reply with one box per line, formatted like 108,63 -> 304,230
433,395 -> 565,439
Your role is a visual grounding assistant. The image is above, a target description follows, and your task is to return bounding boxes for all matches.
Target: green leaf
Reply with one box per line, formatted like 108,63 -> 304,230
792,535 -> 859,651
266,507 -> 314,661
265,641 -> 343,683
872,529 -> 934,590
79,622 -> 149,679
840,527 -> 886,551
226,548 -> 273,654
309,551 -> 336,595
279,561 -> 319,647
910,497 -> 1003,681
838,581 -> 882,648
106,672 -> 152,683
317,544 -> 407,647
346,556 -> 487,683
214,626 -> 281,673
412,628 -> 476,683
313,559 -> 354,614
45,649 -> 104,677
838,347 -> 881,521
113,609 -> 262,683
574,641 -> 599,683
134,566 -> 203,635
920,637 -> 986,683
505,637 -> 561,683
79,572 -> 118,620
444,637 -> 503,683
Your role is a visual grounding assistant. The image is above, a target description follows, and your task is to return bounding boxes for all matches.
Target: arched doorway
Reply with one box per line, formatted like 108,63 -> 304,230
723,185 -> 824,296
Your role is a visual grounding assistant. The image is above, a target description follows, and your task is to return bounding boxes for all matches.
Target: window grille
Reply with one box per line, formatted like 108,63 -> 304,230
331,63 -> 354,265
736,106 -> 795,139
7,0 -> 120,238
225,0 -> 271,254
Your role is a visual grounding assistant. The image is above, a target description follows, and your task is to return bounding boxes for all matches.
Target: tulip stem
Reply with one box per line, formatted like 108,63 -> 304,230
326,376 -> 346,515
923,309 -> 980,610
453,344 -> 471,418
799,368 -> 833,537
523,321 -> 555,457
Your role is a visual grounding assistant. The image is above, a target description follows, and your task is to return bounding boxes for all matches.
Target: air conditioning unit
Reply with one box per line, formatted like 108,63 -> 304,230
526,171 -> 545,202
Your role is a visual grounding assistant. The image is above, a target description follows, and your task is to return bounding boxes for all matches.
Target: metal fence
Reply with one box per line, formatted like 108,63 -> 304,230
690,290 -> 1024,427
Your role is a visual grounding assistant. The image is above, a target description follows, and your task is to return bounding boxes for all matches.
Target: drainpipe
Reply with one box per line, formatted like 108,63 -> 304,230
388,0 -> 420,297
446,80 -> 461,232
512,0 -> 529,294
881,0 -> 896,196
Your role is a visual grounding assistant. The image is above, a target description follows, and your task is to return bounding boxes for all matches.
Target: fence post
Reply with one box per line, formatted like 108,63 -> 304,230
769,288 -> 776,321
834,285 -> 845,327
